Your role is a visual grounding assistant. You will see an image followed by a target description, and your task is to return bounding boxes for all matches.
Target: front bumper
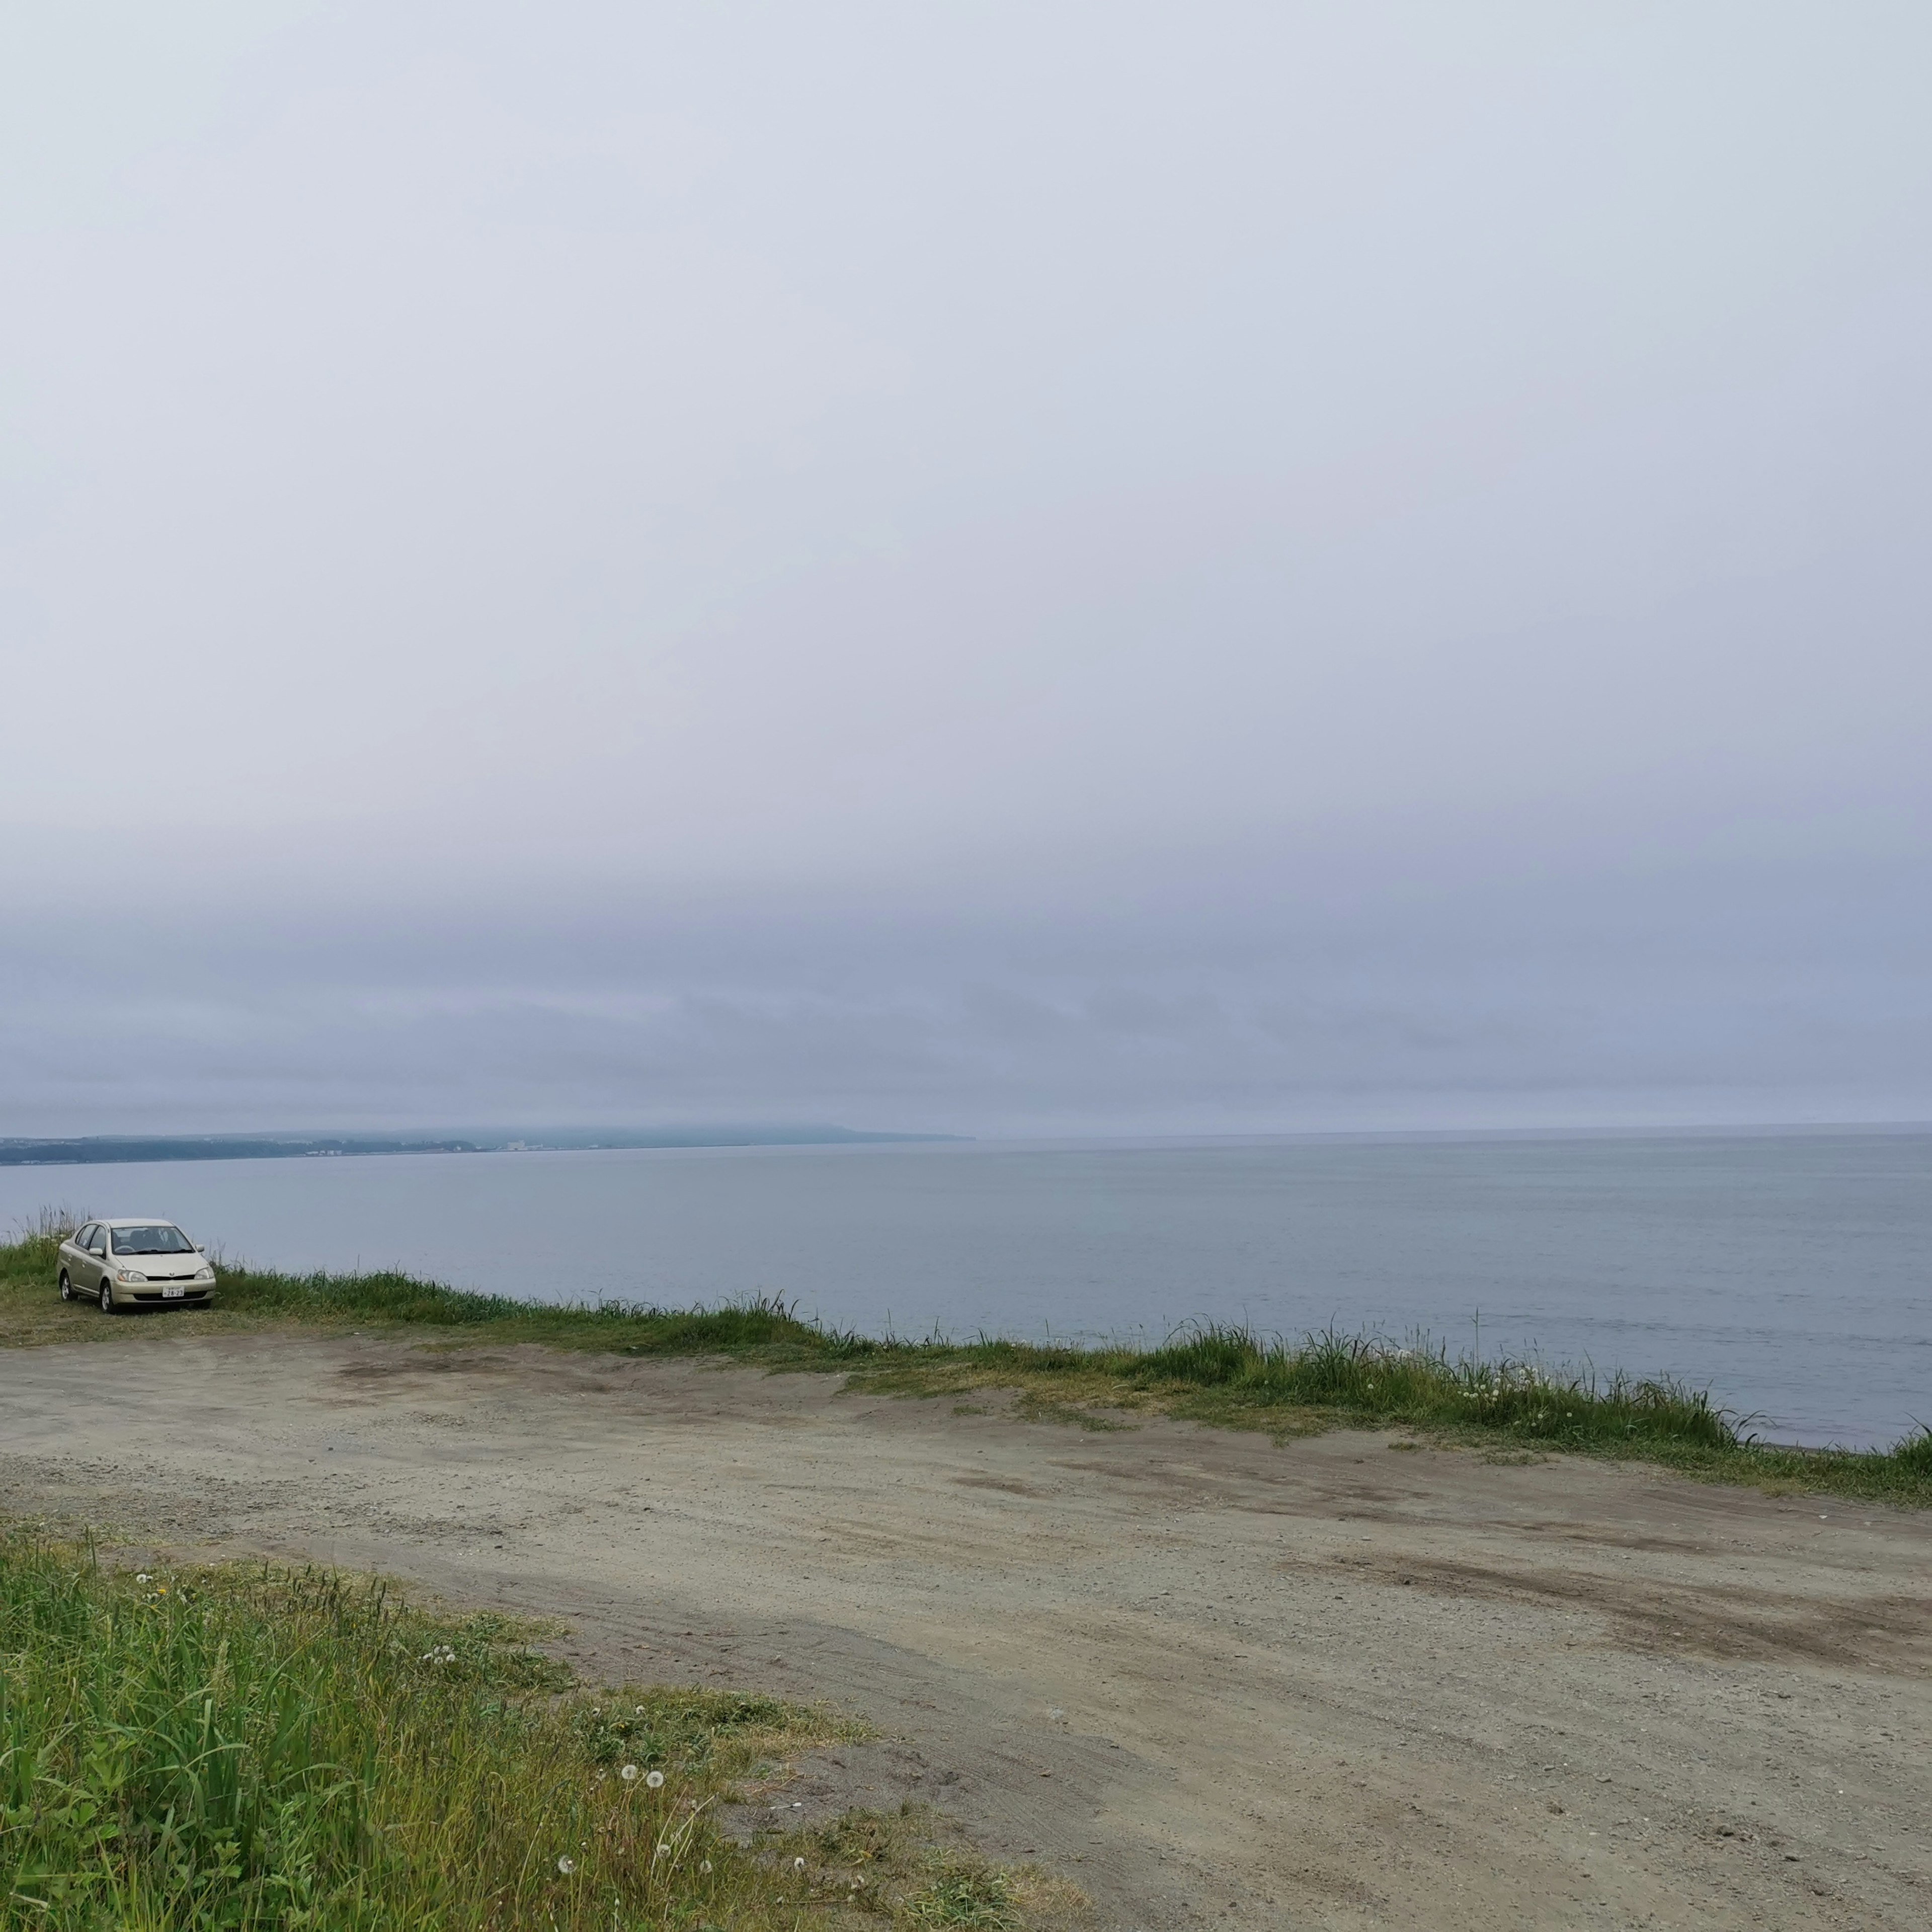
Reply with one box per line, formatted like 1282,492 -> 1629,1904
118,1282 -> 215,1307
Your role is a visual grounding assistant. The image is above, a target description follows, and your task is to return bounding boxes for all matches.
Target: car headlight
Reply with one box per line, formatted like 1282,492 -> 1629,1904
117,1269 -> 147,1283
195,1266 -> 214,1281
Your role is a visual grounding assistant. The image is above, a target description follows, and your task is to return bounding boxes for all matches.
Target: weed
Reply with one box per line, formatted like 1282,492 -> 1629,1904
904,1864 -> 1021,1928
1016,1396 -> 1137,1433
0,1531 -> 855,1930
778,1808 -> 1071,1929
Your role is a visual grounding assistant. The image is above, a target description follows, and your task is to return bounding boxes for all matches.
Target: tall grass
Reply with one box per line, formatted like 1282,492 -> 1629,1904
5,1217 -> 1929,1506
0,1531 -> 847,1930
1118,1321 -> 1738,1446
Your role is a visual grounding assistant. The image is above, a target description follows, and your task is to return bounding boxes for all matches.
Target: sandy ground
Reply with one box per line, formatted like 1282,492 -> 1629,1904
2,1330 -> 1928,1931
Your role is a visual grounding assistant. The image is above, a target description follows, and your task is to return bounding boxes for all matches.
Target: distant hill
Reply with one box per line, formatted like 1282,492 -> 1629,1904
0,1125 -> 962,1168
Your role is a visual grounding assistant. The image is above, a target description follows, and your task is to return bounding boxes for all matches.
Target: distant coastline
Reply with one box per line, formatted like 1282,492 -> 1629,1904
0,1125 -> 963,1169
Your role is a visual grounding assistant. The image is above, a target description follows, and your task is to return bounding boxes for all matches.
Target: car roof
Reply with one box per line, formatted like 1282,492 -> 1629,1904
103,1217 -> 183,1226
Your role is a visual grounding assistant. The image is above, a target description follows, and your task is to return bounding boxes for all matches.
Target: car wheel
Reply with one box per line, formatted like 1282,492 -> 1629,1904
59,1269 -> 74,1302
98,1278 -> 115,1314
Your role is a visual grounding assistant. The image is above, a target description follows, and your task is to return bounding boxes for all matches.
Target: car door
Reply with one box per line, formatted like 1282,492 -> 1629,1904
84,1224 -> 110,1291
65,1224 -> 96,1289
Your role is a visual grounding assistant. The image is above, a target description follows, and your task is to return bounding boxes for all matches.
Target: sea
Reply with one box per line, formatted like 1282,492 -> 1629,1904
3,1129 -> 1926,1452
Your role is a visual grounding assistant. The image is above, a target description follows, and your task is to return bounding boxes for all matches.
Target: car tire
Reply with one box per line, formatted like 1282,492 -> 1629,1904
59,1269 -> 73,1302
98,1279 -> 116,1315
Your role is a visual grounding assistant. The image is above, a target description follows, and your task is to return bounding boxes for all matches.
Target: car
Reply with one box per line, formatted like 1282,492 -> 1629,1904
57,1219 -> 217,1313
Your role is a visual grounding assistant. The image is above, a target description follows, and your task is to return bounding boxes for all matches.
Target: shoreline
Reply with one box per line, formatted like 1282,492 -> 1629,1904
6,1130 -> 1922,1454
4,1226 -> 1929,1507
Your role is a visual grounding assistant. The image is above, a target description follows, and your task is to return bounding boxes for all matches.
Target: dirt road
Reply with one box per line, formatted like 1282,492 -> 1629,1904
2,1330 -> 1927,1929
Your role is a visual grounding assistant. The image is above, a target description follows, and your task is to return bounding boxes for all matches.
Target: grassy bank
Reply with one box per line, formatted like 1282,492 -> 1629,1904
5,1217 -> 1929,1508
0,1528 -> 1053,1931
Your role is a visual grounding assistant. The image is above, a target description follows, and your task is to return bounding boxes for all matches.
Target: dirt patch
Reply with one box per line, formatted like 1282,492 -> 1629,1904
2,1328 -> 1929,1930
333,1353 -> 511,1379
1323,1550 -> 1932,1667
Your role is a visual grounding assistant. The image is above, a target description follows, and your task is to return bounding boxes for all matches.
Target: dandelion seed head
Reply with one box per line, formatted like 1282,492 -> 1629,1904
646,1769 -> 665,1789
556,1856 -> 576,1876
794,1857 -> 807,1872
135,1573 -> 152,1584
620,1763 -> 639,1782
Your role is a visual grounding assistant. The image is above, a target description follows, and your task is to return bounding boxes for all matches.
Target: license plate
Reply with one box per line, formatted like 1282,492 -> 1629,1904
163,1285 -> 185,1299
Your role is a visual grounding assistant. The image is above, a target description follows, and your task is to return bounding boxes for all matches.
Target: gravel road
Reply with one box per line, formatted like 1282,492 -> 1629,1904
3,1330 -> 1928,1929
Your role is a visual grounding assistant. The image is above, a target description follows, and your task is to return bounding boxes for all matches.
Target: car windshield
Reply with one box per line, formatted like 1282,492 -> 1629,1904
111,1225 -> 195,1255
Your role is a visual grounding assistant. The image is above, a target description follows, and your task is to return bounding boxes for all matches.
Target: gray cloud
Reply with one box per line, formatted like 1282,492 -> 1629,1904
6,823 -> 1926,1134
3,3 -> 1928,1134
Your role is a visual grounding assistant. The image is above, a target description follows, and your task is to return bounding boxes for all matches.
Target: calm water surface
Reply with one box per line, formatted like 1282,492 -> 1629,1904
4,1131 -> 1926,1450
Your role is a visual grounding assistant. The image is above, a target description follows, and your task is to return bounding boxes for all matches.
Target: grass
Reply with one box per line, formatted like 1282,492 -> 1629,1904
0,1526 -> 885,1930
773,1808 -> 1079,1929
0,1527 -> 1082,1931
6,1210 -> 1930,1509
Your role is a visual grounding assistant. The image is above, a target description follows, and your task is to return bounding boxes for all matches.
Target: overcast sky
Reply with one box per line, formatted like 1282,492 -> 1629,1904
3,2 -> 1928,1137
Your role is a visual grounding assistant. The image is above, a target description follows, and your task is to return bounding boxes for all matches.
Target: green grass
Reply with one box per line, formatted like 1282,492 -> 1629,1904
773,1808 -> 1077,1929
901,1867 -> 1020,1929
0,1530 -> 1078,1931
0,1528 -> 875,1930
5,1213 -> 1929,1508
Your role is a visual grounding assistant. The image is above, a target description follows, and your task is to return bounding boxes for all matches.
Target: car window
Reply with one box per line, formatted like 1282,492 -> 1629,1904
88,1226 -> 108,1254
74,1224 -> 97,1249
108,1225 -> 196,1255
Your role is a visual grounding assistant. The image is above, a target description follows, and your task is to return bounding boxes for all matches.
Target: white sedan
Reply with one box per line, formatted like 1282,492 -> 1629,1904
57,1219 -> 217,1313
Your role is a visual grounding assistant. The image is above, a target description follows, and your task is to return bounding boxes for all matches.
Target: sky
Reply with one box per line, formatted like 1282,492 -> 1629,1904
3,1 -> 1929,1139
